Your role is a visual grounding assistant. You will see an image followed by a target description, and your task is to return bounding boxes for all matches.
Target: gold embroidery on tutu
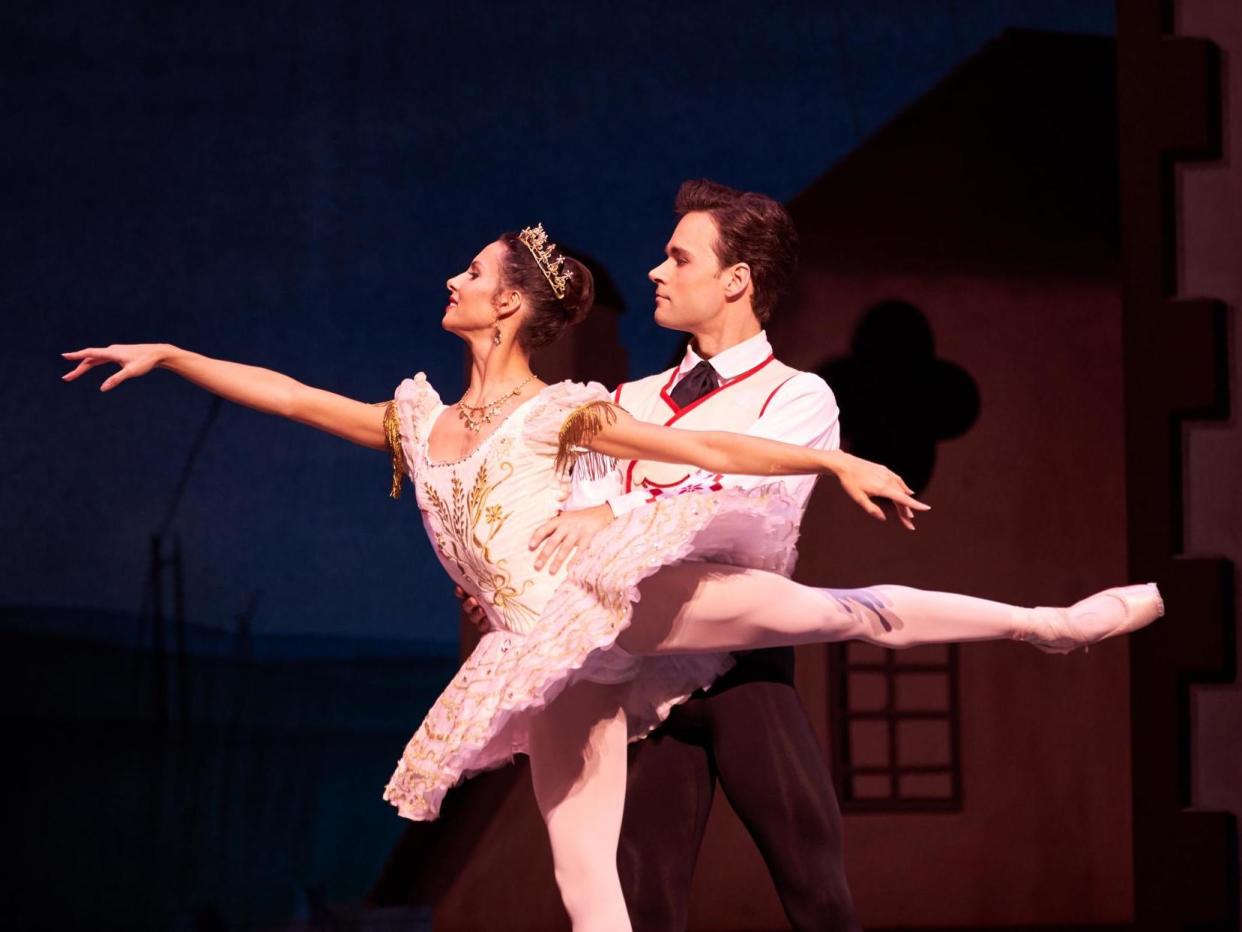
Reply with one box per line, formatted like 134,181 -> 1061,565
383,488 -> 766,820
383,390 -> 797,820
421,461 -> 537,630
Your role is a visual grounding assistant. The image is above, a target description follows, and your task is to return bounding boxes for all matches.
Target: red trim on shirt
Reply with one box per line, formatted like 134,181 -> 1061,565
655,367 -> 681,416
613,383 -> 624,405
623,458 -> 639,493
624,368 -> 677,491
624,355 -> 776,493
640,473 -> 692,489
659,354 -> 776,424
759,375 -> 798,418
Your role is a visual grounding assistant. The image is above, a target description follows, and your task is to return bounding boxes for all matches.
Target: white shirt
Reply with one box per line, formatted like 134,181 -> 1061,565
567,330 -> 840,519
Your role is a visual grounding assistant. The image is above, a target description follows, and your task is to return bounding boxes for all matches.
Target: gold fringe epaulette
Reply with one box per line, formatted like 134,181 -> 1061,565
555,400 -> 619,478
382,399 -> 404,499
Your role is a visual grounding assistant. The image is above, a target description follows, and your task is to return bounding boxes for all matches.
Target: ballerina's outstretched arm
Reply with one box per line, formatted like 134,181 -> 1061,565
61,343 -> 388,450
562,400 -> 929,528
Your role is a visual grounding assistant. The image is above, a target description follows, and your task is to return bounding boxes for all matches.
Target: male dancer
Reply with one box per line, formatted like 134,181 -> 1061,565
464,180 -> 868,930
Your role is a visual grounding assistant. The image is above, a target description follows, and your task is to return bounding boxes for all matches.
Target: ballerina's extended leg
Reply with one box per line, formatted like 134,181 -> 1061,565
529,680 -> 632,932
619,564 -> 1163,655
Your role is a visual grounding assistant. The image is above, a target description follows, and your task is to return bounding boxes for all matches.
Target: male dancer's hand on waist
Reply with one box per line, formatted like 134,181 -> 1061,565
455,585 -> 489,632
529,503 -> 615,574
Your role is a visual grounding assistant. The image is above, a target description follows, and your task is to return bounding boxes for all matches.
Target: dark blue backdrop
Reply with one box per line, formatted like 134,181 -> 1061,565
4,1 -> 1113,648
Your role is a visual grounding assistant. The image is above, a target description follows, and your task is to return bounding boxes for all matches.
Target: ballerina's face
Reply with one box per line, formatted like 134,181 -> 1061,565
648,211 -> 734,333
442,240 -> 516,337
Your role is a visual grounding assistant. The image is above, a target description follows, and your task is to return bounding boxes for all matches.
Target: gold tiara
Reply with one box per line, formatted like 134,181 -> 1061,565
517,223 -> 570,299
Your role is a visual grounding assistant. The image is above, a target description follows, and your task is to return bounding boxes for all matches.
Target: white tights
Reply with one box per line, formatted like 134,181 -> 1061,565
529,564 -> 1139,929
620,563 -> 1043,654
530,681 -> 632,932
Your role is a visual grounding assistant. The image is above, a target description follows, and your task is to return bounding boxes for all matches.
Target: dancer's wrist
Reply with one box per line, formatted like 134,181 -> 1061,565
156,344 -> 193,370
604,492 -> 647,519
819,449 -> 847,476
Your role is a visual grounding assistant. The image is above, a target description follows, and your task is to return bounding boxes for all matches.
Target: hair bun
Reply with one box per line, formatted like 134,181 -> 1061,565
502,230 -> 595,351
559,256 -> 594,325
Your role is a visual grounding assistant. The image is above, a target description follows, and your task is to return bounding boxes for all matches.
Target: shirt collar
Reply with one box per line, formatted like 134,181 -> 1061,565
678,330 -> 773,382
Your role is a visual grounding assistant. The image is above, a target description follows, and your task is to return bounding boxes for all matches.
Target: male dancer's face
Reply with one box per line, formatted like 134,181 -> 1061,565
648,211 -> 731,334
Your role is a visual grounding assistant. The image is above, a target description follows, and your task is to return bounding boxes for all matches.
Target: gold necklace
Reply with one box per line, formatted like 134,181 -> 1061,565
456,374 -> 539,432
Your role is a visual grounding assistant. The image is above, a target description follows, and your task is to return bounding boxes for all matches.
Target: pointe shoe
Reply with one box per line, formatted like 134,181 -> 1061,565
1017,583 -> 1165,655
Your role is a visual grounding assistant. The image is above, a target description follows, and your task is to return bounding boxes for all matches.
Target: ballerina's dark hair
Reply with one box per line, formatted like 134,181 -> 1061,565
496,228 -> 595,351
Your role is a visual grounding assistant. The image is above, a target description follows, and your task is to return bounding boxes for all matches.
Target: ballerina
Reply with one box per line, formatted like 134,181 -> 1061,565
63,223 -> 1162,932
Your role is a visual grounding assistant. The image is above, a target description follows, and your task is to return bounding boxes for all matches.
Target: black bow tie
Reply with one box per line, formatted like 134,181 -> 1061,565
670,360 -> 720,407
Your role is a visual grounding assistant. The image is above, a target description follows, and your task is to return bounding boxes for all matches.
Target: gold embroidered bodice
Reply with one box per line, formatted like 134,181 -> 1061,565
388,374 -> 612,636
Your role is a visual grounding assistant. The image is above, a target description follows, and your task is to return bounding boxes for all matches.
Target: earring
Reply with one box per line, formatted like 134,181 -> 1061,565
493,326 -> 503,346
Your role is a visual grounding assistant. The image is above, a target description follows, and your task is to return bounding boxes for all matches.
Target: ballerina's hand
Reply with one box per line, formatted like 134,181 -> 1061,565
833,452 -> 930,530
61,344 -> 170,391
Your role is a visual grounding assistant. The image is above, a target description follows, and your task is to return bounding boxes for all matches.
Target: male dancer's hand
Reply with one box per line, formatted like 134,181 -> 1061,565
529,503 -> 614,574
458,490 -> 590,628
455,585 -> 489,632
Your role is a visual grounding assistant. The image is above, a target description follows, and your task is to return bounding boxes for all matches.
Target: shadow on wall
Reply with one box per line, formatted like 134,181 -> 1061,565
818,300 -> 980,492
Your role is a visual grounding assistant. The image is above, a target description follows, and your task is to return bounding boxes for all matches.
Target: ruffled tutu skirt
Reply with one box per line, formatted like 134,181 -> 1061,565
383,484 -> 801,820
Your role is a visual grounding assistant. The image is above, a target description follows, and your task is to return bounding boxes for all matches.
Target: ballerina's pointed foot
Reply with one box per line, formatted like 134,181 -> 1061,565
1017,583 -> 1165,655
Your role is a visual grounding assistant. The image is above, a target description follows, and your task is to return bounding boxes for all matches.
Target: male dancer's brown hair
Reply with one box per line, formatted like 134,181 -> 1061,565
674,178 -> 799,323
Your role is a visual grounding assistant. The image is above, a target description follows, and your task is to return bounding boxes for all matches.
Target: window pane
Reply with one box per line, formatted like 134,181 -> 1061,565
829,643 -> 962,813
848,672 -> 888,711
895,719 -> 951,767
894,673 -> 948,711
848,720 -> 889,766
898,772 -> 954,799
852,773 -> 892,799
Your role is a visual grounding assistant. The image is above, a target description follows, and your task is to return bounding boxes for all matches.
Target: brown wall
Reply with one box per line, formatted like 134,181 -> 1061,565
1178,0 -> 1242,914
682,272 -> 1136,928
